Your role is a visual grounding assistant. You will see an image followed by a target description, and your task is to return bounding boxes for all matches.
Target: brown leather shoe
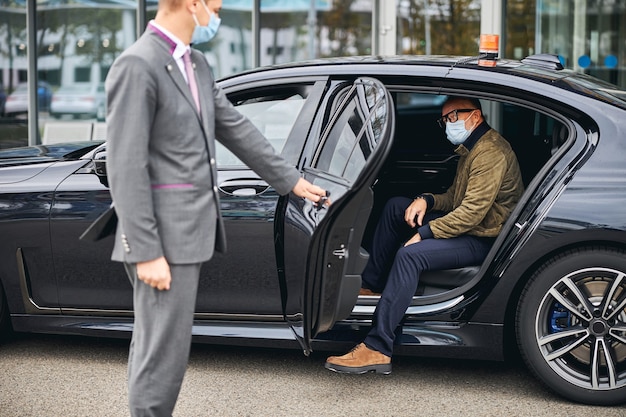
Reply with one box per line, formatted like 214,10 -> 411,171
325,343 -> 391,374
359,288 -> 381,296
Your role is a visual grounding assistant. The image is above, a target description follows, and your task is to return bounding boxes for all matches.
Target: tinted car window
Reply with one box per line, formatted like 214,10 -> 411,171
216,90 -> 308,167
322,101 -> 365,180
315,80 -> 388,183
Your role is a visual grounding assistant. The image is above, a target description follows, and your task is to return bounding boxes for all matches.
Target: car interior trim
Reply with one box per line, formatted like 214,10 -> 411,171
352,295 -> 465,316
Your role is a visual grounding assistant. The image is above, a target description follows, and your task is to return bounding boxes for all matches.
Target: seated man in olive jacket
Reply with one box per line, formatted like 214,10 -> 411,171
325,96 -> 525,374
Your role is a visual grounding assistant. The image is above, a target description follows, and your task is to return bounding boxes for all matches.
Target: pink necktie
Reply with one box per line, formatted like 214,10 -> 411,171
182,50 -> 200,113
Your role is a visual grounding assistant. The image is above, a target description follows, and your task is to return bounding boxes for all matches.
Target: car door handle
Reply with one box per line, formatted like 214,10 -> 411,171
316,191 -> 331,211
218,179 -> 270,196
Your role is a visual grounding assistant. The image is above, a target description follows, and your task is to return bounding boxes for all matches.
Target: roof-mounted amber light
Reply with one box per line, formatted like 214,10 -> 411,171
478,34 -> 499,67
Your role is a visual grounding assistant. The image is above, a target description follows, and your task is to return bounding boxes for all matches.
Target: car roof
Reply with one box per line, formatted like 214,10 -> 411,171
218,54 -> 626,110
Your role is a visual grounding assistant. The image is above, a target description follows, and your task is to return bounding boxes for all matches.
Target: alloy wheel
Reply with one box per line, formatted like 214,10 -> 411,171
535,267 -> 626,390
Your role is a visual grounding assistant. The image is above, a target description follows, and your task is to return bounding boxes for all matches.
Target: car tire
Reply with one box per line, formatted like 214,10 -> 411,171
516,246 -> 626,405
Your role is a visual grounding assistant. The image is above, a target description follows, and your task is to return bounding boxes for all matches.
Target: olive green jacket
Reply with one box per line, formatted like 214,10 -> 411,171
424,129 -> 525,239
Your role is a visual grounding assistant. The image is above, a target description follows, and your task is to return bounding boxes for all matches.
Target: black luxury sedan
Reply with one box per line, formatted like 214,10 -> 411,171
1,54 -> 625,406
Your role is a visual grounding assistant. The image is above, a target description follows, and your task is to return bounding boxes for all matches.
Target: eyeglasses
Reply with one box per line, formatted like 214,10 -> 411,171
436,108 -> 477,128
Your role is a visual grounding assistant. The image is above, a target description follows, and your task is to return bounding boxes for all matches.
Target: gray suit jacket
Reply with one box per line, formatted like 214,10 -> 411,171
105,28 -> 300,264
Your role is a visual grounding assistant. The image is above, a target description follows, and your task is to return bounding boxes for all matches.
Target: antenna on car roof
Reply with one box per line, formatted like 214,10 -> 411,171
446,34 -> 500,69
520,54 -> 565,70
441,34 -> 500,86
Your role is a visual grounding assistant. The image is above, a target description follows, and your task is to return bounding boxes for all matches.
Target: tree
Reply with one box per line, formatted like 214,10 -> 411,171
505,0 -> 535,59
399,0 -> 481,56
319,0 -> 372,57
0,1 -> 27,92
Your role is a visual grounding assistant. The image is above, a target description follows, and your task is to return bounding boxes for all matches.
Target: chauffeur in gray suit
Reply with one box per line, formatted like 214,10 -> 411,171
105,0 -> 326,415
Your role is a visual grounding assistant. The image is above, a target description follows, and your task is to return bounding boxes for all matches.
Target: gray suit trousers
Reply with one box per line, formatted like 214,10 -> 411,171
124,262 -> 202,417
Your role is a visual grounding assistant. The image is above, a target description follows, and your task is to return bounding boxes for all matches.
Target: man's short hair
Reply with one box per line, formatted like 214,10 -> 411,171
444,96 -> 482,112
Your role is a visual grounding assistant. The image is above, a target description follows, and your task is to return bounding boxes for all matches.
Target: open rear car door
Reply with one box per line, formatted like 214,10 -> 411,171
277,77 -> 395,354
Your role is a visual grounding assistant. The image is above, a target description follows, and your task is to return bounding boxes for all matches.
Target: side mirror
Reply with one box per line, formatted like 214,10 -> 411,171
93,149 -> 108,187
94,149 -> 107,176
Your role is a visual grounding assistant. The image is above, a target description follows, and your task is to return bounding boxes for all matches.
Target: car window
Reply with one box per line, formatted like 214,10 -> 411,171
314,79 -> 388,183
216,92 -> 307,168
328,103 -> 365,180
385,91 -> 567,195
369,90 -> 571,235
392,92 -> 451,156
500,102 -> 566,185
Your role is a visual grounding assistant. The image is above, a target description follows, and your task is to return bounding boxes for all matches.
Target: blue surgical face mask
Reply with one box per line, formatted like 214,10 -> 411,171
191,3 -> 221,45
445,113 -> 475,145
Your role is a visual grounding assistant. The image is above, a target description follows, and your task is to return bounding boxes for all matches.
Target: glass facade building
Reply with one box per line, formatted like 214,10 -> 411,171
0,0 -> 624,147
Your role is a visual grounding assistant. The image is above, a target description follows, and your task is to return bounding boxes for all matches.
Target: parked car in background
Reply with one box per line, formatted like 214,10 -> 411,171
4,81 -> 53,116
0,54 -> 625,406
50,82 -> 106,121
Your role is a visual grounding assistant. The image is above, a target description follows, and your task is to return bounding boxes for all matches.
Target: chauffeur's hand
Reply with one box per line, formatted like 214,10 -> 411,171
292,177 -> 329,205
137,256 -> 172,291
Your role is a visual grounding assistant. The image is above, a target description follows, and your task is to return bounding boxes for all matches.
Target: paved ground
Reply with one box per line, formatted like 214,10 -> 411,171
1,333 -> 625,417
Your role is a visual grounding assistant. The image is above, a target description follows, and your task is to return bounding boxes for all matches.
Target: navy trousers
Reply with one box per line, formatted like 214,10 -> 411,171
362,197 -> 494,357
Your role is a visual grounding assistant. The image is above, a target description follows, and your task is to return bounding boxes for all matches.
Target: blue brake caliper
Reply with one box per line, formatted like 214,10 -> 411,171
549,302 -> 572,333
